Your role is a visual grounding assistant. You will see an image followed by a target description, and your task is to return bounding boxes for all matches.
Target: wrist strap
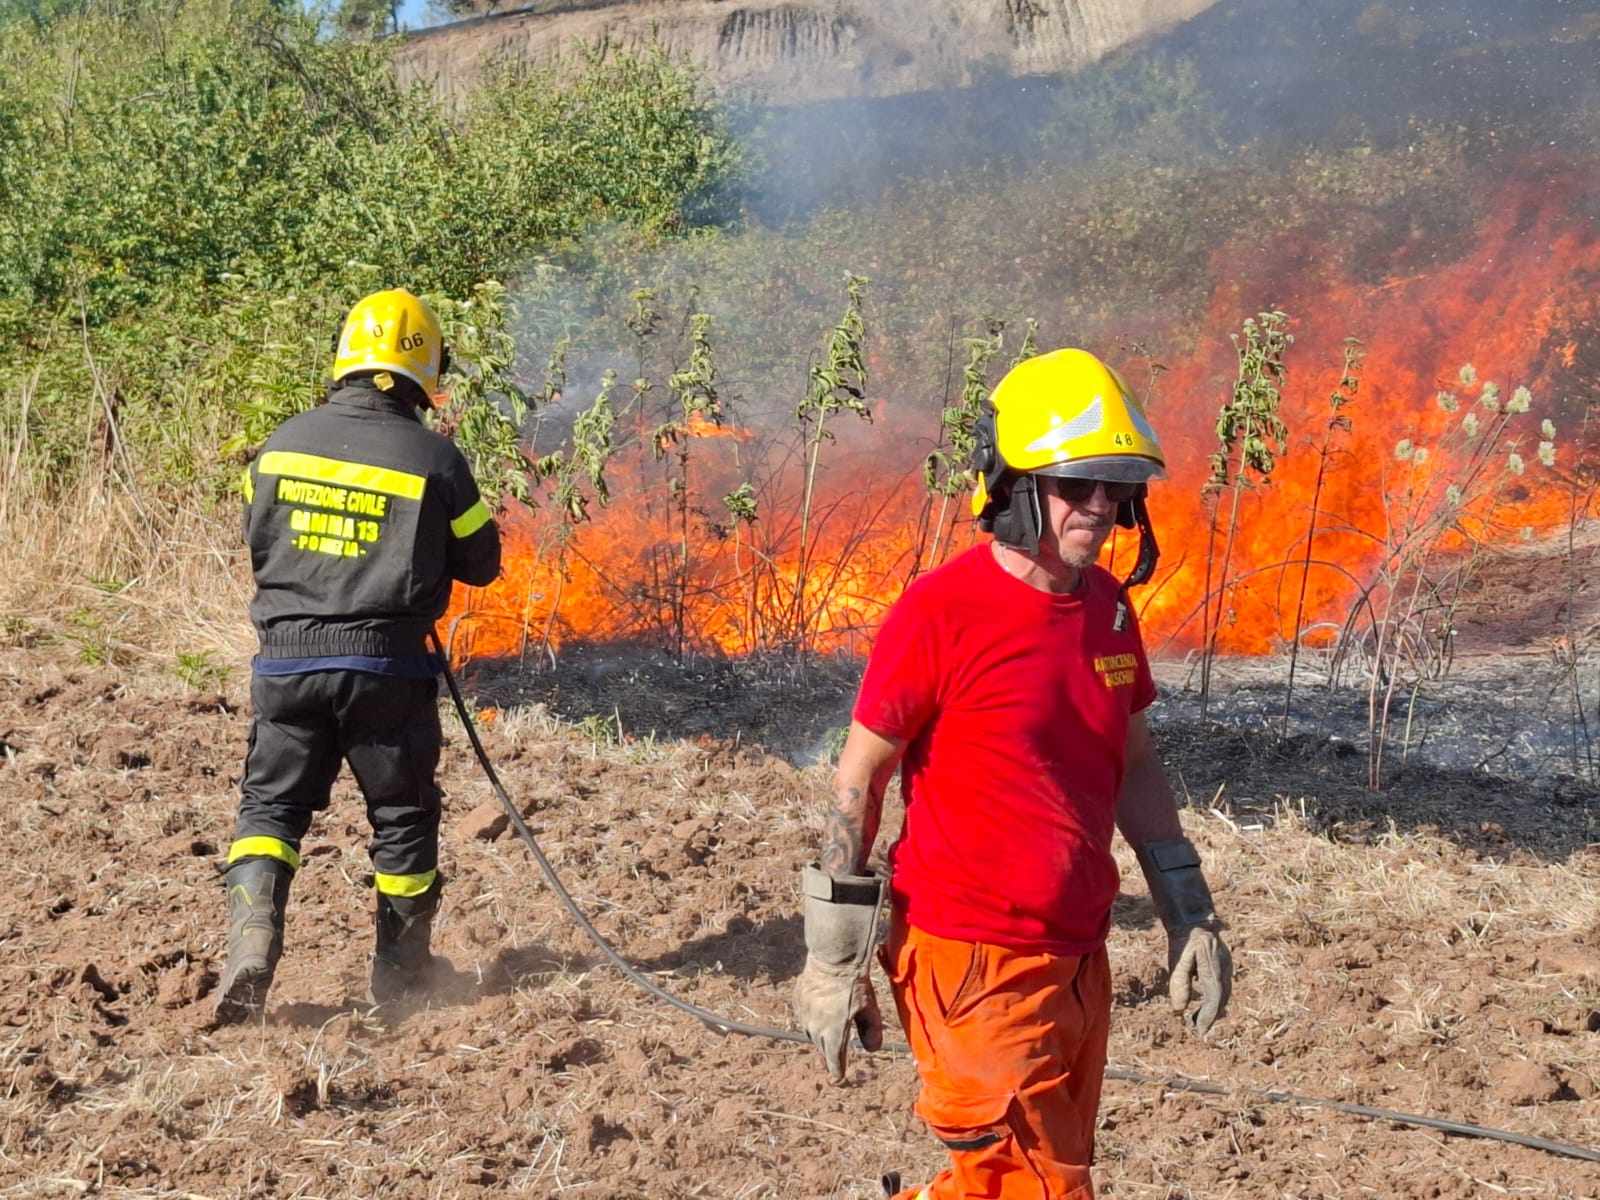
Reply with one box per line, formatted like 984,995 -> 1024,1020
1135,838 -> 1219,931
802,863 -> 884,907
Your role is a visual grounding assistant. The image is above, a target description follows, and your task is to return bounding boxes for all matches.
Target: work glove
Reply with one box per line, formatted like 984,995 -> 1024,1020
792,863 -> 885,1084
1136,838 -> 1232,1036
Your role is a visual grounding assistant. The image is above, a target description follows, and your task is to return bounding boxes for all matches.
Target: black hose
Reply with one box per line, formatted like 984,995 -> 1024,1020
432,632 -> 1600,1167
432,631 -> 808,1045
1099,1068 -> 1600,1163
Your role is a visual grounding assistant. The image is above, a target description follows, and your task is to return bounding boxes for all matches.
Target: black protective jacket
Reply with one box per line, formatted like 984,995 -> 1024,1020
242,380 -> 501,660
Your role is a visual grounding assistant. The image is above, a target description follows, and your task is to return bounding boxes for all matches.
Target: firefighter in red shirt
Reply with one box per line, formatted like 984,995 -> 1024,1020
793,349 -> 1231,1199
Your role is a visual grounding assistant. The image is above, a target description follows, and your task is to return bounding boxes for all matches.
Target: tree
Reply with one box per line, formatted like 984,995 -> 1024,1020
335,0 -> 398,38
0,0 -> 83,33
426,0 -> 502,22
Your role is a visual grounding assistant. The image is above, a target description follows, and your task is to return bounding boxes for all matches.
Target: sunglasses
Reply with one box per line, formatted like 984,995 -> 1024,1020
1044,477 -> 1143,504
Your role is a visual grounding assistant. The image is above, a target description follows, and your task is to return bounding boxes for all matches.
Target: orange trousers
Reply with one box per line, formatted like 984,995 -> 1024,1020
882,911 -> 1111,1200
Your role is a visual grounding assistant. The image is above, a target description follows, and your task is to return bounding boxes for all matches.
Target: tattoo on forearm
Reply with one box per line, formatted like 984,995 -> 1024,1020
821,786 -> 865,876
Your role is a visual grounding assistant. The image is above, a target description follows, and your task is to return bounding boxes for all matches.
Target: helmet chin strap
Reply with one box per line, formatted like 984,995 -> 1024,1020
1113,493 -> 1161,632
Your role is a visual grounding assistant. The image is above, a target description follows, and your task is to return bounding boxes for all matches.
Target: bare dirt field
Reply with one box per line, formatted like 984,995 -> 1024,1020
1,640 -> 1597,1198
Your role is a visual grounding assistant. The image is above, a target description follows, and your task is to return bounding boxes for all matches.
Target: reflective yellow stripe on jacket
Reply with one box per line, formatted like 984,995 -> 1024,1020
450,499 -> 491,539
257,451 -> 426,500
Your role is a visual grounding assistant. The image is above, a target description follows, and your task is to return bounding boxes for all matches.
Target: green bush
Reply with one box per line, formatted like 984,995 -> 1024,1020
0,0 -> 738,495
0,0 -> 735,324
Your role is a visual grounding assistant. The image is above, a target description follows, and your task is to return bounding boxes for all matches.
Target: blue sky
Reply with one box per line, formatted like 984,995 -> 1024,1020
397,0 -> 446,31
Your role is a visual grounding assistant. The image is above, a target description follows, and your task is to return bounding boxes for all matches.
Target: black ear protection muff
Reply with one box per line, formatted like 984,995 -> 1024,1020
973,410 -> 1044,554
990,475 -> 1043,556
976,411 -> 1068,556
971,409 -> 1001,492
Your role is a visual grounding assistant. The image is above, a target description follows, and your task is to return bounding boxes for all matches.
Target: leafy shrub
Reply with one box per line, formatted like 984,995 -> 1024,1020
0,0 -> 737,494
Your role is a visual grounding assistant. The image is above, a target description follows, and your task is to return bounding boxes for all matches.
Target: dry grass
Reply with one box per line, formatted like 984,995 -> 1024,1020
0,464 -> 253,675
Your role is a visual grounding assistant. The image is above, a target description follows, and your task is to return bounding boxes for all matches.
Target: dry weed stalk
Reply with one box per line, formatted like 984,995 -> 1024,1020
1550,407 -> 1599,782
656,313 -> 723,660
1200,310 -> 1293,721
1331,366 -> 1553,788
526,369 -> 617,666
1281,337 -> 1364,738
720,479 -> 760,654
789,273 -> 870,654
919,319 -> 1004,577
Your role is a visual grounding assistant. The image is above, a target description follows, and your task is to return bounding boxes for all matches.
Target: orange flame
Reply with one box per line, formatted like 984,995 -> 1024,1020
447,162 -> 1597,664
684,411 -> 753,441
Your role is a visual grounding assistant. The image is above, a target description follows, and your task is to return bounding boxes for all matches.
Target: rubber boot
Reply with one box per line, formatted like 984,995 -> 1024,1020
369,876 -> 443,1006
214,857 -> 293,1023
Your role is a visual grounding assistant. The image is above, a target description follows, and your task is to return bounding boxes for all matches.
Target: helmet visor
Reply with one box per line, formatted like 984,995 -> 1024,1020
1032,454 -> 1166,483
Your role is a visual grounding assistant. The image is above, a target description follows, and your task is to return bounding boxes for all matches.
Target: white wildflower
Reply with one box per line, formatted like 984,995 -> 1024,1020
1462,412 -> 1480,438
1507,451 -> 1524,475
1508,386 -> 1531,414
1436,391 -> 1458,412
1480,382 -> 1500,412
1445,484 -> 1463,507
1538,441 -> 1556,467
1414,447 -> 1429,465
1458,363 -> 1477,386
1394,439 -> 1414,461
1541,418 -> 1556,439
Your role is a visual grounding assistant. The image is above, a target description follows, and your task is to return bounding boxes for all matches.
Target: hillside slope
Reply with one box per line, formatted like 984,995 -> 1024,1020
397,0 -> 1218,105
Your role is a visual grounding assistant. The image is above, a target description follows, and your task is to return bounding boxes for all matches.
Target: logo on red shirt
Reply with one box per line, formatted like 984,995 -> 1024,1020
1093,652 -> 1138,688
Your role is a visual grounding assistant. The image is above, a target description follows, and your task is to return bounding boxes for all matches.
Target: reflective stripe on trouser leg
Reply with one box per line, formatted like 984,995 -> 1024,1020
226,836 -> 302,871
336,674 -> 443,892
883,909 -> 1108,1199
374,868 -> 438,897
232,672 -> 343,861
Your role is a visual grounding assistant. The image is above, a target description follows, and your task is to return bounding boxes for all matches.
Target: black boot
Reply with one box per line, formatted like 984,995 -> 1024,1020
215,857 -> 293,1023
369,875 -> 443,1006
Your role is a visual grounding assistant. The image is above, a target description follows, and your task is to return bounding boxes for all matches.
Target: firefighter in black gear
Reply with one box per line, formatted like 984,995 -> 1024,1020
216,288 -> 501,1022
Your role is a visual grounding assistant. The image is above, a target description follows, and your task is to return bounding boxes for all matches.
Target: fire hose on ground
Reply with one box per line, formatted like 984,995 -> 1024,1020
429,632 -> 1600,1167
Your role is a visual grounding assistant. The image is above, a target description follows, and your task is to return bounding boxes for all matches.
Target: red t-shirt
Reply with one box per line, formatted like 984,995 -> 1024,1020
853,544 -> 1157,954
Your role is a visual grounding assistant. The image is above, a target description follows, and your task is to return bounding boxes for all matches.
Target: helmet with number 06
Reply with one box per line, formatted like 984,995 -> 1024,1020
332,289 -> 447,395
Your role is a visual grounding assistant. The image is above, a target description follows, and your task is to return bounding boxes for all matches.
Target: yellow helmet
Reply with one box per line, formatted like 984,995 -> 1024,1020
983,347 -> 1164,485
971,348 -> 1165,573
332,289 -> 448,395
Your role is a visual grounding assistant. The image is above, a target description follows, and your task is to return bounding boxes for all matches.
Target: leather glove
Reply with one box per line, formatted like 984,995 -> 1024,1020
1136,838 -> 1232,1035
792,863 -> 885,1083
1166,923 -> 1231,1035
